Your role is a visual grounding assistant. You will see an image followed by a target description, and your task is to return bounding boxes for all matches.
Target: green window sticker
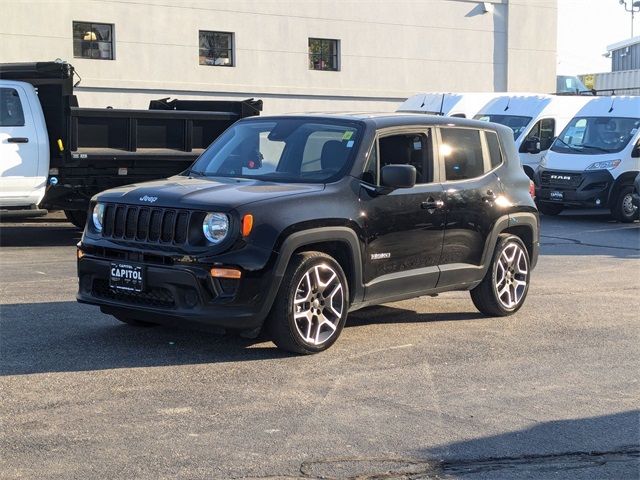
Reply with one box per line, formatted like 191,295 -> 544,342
342,130 -> 354,141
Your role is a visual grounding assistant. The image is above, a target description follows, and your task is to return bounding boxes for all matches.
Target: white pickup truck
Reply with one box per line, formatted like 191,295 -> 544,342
0,81 -> 50,217
0,61 -> 262,226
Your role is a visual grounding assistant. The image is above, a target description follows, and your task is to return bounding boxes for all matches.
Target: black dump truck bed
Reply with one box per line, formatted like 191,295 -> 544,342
0,61 -> 262,214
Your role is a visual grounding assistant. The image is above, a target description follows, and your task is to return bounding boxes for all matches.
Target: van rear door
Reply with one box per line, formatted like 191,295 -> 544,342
0,84 -> 43,206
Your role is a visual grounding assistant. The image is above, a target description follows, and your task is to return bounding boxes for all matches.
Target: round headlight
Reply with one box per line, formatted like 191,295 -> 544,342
202,212 -> 229,244
92,203 -> 105,232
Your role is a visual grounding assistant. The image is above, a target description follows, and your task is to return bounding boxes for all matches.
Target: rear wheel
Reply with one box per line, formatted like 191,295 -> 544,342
64,209 -> 87,229
612,186 -> 638,223
113,314 -> 157,327
266,252 -> 349,354
536,201 -> 563,216
471,235 -> 530,317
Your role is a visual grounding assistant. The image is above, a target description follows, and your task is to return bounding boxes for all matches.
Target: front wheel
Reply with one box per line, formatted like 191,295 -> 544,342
266,252 -> 349,354
64,209 -> 87,229
612,186 -> 638,223
470,235 -> 531,316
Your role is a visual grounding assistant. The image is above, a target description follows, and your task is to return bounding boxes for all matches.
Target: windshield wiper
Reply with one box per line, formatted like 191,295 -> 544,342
581,144 -> 614,153
554,137 -> 581,152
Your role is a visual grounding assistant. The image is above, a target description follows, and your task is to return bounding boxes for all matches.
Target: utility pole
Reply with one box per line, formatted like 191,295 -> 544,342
619,0 -> 640,38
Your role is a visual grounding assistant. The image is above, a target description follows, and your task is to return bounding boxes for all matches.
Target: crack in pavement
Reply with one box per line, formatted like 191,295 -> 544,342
540,234 -> 640,251
236,446 -> 640,479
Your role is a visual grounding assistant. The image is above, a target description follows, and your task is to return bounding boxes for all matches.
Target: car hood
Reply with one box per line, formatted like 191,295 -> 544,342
96,176 -> 325,210
543,150 -> 622,172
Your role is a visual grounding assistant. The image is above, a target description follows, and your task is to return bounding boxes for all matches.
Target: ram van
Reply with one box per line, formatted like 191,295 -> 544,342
535,96 -> 640,222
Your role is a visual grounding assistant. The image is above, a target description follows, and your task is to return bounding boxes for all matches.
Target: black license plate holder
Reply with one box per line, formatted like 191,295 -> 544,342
550,190 -> 564,201
110,262 -> 145,292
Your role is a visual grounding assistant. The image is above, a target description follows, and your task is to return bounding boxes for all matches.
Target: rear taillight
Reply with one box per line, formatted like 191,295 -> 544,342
529,180 -> 535,199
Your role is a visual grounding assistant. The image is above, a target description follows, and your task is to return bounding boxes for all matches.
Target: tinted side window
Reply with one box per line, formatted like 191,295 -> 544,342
524,118 -> 555,151
362,142 -> 378,185
0,88 -> 25,127
440,128 -> 485,181
379,131 -> 433,183
485,131 -> 502,168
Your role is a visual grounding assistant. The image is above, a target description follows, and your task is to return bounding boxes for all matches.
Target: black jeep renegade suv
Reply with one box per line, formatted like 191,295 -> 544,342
77,114 -> 539,354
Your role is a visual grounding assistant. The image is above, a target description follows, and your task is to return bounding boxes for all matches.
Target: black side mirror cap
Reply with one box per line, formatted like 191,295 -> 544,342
380,164 -> 416,189
632,142 -> 640,158
519,137 -> 541,155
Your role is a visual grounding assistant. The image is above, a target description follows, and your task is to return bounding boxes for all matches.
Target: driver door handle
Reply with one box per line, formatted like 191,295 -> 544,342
7,137 -> 29,143
421,197 -> 444,212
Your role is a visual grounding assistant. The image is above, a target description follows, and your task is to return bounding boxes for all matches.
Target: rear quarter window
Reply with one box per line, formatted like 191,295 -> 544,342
0,88 -> 25,127
485,130 -> 503,168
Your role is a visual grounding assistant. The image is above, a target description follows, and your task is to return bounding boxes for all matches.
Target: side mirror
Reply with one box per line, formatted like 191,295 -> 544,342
380,164 -> 416,189
520,137 -> 541,154
632,141 -> 640,158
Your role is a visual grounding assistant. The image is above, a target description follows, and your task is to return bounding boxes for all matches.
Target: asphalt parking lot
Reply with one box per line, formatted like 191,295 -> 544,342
1,211 -> 639,480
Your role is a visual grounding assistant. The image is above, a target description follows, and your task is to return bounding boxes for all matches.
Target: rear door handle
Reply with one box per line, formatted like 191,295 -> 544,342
7,137 -> 29,143
482,189 -> 497,202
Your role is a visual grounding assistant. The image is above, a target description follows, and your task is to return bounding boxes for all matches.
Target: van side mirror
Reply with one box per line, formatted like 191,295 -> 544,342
380,165 -> 416,189
632,141 -> 640,158
520,136 -> 541,154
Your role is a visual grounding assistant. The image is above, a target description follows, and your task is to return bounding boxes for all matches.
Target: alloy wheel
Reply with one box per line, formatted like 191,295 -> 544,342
494,243 -> 528,309
293,264 -> 344,346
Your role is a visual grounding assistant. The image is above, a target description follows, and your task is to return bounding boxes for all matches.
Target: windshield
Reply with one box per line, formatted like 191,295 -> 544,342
188,118 -> 363,183
473,114 -> 533,140
550,116 -> 640,155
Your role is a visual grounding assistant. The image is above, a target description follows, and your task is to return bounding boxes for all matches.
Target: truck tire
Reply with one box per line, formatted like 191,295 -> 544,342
64,209 -> 88,229
470,234 -> 531,317
612,186 -> 638,223
266,251 -> 349,354
113,314 -> 157,327
536,201 -> 563,216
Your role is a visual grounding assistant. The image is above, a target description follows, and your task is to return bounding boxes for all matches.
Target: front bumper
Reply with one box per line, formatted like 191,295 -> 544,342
77,250 -> 278,331
535,168 -> 614,208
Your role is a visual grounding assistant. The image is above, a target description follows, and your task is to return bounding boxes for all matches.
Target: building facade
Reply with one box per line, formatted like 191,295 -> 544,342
1,0 -> 557,113
608,36 -> 640,72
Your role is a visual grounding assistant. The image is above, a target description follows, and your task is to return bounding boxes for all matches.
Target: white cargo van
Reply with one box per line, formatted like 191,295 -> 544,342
0,81 -> 49,216
397,92 -> 498,119
535,96 -> 640,222
474,94 -> 592,179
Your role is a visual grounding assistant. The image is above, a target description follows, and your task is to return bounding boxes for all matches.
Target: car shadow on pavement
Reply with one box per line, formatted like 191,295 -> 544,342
0,301 -> 485,376
347,305 -> 483,327
0,224 -> 81,248
414,410 -> 640,478
0,301 -> 289,376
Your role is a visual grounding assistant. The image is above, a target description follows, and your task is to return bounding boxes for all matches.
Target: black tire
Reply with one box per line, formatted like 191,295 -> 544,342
266,251 -> 349,354
113,314 -> 157,327
612,186 -> 638,223
470,234 -> 531,317
536,201 -> 563,216
64,209 -> 88,229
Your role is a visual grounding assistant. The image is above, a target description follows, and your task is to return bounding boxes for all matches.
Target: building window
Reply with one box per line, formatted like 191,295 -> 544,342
309,38 -> 339,71
199,31 -> 234,66
73,22 -> 114,60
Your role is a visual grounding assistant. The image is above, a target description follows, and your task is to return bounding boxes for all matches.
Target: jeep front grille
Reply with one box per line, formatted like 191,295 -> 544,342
102,204 -> 192,245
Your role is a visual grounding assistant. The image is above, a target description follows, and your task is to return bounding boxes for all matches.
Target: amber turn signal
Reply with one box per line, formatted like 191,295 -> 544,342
210,267 -> 242,279
77,248 -> 85,260
241,214 -> 254,237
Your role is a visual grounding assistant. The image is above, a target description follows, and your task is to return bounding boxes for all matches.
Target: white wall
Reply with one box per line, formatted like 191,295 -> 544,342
0,0 -> 557,114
